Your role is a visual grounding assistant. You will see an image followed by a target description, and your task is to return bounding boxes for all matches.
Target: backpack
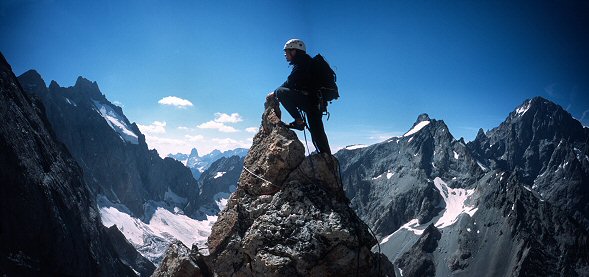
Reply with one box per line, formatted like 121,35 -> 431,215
311,54 -> 339,115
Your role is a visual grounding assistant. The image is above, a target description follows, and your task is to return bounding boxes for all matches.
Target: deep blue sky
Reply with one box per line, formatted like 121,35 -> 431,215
2,0 -> 588,155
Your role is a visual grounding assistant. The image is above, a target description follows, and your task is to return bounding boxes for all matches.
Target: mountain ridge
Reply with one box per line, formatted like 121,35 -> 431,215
337,96 -> 589,276
0,53 -> 137,276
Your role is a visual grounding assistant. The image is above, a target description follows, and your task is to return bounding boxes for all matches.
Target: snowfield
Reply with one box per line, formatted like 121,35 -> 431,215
98,196 -> 218,265
380,177 -> 477,241
93,100 -> 139,144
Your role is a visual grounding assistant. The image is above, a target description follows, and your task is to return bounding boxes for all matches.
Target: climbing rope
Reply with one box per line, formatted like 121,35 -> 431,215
243,165 -> 274,186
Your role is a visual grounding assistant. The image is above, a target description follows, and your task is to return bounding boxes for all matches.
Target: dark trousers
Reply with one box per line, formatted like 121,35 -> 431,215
275,87 -> 331,155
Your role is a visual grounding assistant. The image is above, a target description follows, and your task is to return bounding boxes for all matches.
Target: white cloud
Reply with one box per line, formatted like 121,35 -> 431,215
158,96 -> 193,108
197,121 -> 238,133
185,134 -> 205,142
581,109 -> 589,121
214,113 -> 243,123
211,137 -> 252,150
245,127 -> 259,133
137,121 -> 167,134
142,134 -> 194,157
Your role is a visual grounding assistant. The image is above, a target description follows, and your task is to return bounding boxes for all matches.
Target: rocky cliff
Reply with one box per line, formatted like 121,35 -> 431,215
18,70 -> 199,219
468,96 -> 589,229
0,53 -> 135,275
154,97 -> 394,276
336,97 -> 589,276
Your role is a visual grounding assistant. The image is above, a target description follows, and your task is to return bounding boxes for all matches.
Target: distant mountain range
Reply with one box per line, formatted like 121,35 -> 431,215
167,147 -> 248,179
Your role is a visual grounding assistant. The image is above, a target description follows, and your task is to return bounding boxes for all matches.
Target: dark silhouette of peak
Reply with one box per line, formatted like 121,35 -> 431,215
417,113 -> 431,123
502,96 -> 585,142
73,76 -> 104,100
74,76 -> 97,89
476,128 -> 486,139
48,80 -> 60,90
18,70 -> 46,89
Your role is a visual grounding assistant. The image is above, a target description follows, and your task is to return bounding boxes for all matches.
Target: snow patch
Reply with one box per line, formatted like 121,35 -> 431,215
64,97 -> 77,107
372,173 -> 383,180
453,151 -> 459,159
214,172 -> 226,179
93,100 -> 138,144
403,121 -> 430,137
372,170 -> 394,180
345,144 -> 368,150
477,161 -> 487,171
432,177 -> 477,229
388,178 -> 477,237
516,101 -> 531,116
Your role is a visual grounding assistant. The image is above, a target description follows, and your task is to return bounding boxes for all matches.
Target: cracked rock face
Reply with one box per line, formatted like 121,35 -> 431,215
238,98 -> 305,195
205,97 -> 394,276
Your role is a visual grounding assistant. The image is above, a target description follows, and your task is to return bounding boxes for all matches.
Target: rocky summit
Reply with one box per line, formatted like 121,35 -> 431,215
155,97 -> 394,276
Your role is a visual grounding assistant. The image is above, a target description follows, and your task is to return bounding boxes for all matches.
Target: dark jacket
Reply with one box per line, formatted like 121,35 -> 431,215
281,52 -> 313,91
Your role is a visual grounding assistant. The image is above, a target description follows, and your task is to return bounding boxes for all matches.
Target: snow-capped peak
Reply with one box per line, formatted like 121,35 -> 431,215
515,100 -> 531,116
92,100 -> 139,144
403,121 -> 431,137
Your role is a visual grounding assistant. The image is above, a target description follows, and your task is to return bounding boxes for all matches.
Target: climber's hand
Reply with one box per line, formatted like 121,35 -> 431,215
266,92 -> 276,102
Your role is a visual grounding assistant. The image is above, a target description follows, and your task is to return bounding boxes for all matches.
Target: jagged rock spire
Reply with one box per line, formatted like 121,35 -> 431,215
153,97 -> 395,276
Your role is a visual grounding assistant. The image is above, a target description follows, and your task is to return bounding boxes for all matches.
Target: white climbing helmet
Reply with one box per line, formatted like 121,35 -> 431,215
283,39 -> 306,52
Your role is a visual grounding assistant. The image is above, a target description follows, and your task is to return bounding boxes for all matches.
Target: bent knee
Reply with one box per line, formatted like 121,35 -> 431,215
274,87 -> 290,98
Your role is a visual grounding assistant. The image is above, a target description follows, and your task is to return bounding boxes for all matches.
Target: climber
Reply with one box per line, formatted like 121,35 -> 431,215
267,38 -> 332,155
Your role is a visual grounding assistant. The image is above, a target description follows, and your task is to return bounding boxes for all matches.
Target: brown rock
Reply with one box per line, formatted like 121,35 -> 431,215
238,97 -> 305,195
151,241 -> 203,277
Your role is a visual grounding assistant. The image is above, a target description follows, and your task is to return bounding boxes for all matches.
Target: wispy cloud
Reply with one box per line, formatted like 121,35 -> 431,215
245,127 -> 259,133
197,121 -> 238,133
367,131 -> 403,142
137,121 -> 166,134
211,137 -> 252,150
544,83 -> 558,97
581,109 -> 589,121
214,113 -> 243,123
158,96 -> 193,108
